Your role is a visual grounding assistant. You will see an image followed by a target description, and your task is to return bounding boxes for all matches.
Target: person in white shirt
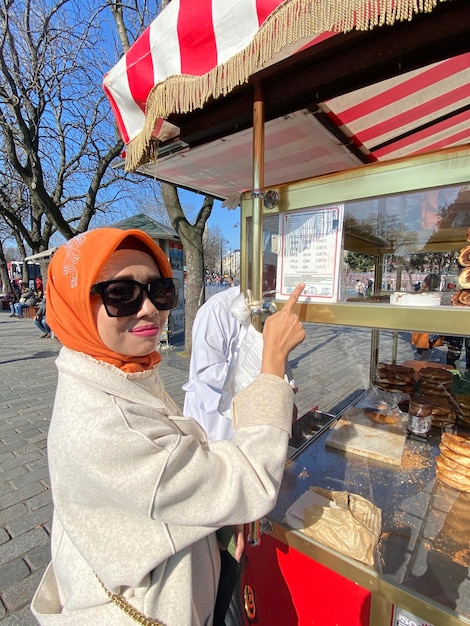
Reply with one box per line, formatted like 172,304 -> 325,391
354,279 -> 365,297
183,284 -> 299,624
183,286 -> 298,441
183,286 -> 242,441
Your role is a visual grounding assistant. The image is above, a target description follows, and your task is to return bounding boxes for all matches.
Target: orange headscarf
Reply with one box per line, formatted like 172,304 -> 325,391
47,228 -> 173,372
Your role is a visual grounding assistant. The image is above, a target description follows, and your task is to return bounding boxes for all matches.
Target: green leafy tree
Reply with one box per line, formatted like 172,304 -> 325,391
345,251 -> 375,272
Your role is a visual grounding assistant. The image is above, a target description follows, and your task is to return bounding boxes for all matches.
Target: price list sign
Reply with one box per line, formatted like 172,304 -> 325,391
276,205 -> 343,302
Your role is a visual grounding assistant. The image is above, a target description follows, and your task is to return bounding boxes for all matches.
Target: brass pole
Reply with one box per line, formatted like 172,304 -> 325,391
248,85 -> 264,547
250,85 -> 264,309
370,253 -> 383,381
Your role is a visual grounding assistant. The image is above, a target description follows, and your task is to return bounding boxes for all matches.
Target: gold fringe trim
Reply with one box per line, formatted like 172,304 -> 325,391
125,0 -> 447,171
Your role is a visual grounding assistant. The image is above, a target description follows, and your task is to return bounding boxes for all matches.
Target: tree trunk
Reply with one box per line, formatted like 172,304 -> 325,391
183,238 -> 205,355
160,182 -> 213,355
39,259 -> 50,291
0,242 -> 11,293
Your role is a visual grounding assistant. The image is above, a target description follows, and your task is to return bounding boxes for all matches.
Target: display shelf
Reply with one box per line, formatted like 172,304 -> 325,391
276,301 -> 470,336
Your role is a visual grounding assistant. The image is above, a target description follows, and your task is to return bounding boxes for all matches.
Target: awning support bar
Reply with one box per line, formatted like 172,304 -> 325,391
248,85 -> 265,548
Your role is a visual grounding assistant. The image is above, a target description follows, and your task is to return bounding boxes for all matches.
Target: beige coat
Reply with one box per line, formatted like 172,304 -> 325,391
32,347 -> 293,625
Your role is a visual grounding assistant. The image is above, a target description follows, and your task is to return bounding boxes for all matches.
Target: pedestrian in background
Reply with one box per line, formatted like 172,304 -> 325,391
13,285 -> 36,317
8,284 -> 21,317
34,295 -> 51,338
355,279 -> 365,297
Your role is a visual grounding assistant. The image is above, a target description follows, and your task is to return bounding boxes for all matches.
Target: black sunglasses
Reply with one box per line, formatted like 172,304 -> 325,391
90,278 -> 179,317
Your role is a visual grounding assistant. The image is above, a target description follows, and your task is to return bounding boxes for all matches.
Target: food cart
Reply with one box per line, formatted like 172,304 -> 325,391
104,1 -> 470,623
237,147 -> 470,626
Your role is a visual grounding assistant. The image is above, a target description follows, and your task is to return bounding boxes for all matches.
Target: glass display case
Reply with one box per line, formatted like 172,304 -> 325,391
239,146 -> 470,626
241,146 -> 470,331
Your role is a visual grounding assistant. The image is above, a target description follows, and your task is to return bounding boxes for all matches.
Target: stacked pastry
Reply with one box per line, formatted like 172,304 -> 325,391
436,432 -> 470,492
418,367 -> 454,399
452,229 -> 470,306
421,396 -> 455,428
454,394 -> 470,429
376,363 -> 415,394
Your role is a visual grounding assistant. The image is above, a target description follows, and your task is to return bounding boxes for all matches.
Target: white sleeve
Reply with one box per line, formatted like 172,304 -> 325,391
183,295 -> 240,440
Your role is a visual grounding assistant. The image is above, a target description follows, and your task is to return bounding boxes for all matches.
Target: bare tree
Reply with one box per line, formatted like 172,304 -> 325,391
0,160 -> 49,279
0,235 -> 12,291
160,183 -> 213,346
108,0 -> 214,354
0,0 -> 125,260
203,225 -> 227,274
0,0 -> 216,353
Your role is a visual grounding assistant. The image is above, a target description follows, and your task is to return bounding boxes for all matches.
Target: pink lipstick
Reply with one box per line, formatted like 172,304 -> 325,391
131,324 -> 160,338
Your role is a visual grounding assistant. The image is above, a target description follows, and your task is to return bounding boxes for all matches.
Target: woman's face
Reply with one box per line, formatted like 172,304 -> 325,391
91,249 -> 170,357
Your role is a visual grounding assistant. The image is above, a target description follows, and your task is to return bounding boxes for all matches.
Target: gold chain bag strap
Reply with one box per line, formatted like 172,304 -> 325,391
96,576 -> 167,626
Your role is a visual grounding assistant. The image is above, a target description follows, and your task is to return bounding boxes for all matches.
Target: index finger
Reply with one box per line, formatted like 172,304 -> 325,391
283,283 -> 305,312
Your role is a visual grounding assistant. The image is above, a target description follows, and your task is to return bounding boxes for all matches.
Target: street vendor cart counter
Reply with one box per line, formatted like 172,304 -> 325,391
242,424 -> 469,626
238,147 -> 470,626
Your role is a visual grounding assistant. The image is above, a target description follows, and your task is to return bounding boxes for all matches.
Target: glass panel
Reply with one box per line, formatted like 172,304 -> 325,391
252,183 -> 470,308
344,184 -> 470,254
342,183 -> 470,305
290,324 -> 462,421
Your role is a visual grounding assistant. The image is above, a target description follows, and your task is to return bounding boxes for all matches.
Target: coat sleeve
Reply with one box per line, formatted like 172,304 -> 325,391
152,373 -> 293,526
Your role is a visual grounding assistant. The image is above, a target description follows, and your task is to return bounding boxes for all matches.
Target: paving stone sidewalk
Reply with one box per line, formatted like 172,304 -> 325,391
0,309 -> 437,623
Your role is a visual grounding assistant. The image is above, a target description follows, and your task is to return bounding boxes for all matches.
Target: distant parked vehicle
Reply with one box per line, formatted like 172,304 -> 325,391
7,260 -> 41,287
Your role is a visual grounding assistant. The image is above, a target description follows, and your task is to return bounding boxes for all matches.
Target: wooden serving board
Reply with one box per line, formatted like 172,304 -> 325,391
326,407 -> 407,466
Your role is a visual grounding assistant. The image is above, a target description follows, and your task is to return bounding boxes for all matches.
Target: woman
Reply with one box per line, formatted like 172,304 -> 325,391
31,228 -> 305,625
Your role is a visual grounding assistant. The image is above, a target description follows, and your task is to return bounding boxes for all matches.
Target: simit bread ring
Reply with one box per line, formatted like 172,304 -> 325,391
436,457 -> 470,492
451,291 -> 467,306
419,367 -> 453,383
455,395 -> 470,410
436,473 -> 470,492
378,362 -> 414,375
458,268 -> 470,289
440,432 -> 470,457
458,245 -> 470,267
437,453 -> 470,476
458,289 -> 470,305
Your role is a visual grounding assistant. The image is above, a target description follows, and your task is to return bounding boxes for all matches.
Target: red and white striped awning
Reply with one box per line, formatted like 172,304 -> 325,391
103,0 -> 333,158
103,0 -> 450,172
324,52 -> 470,161
133,47 -> 470,203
